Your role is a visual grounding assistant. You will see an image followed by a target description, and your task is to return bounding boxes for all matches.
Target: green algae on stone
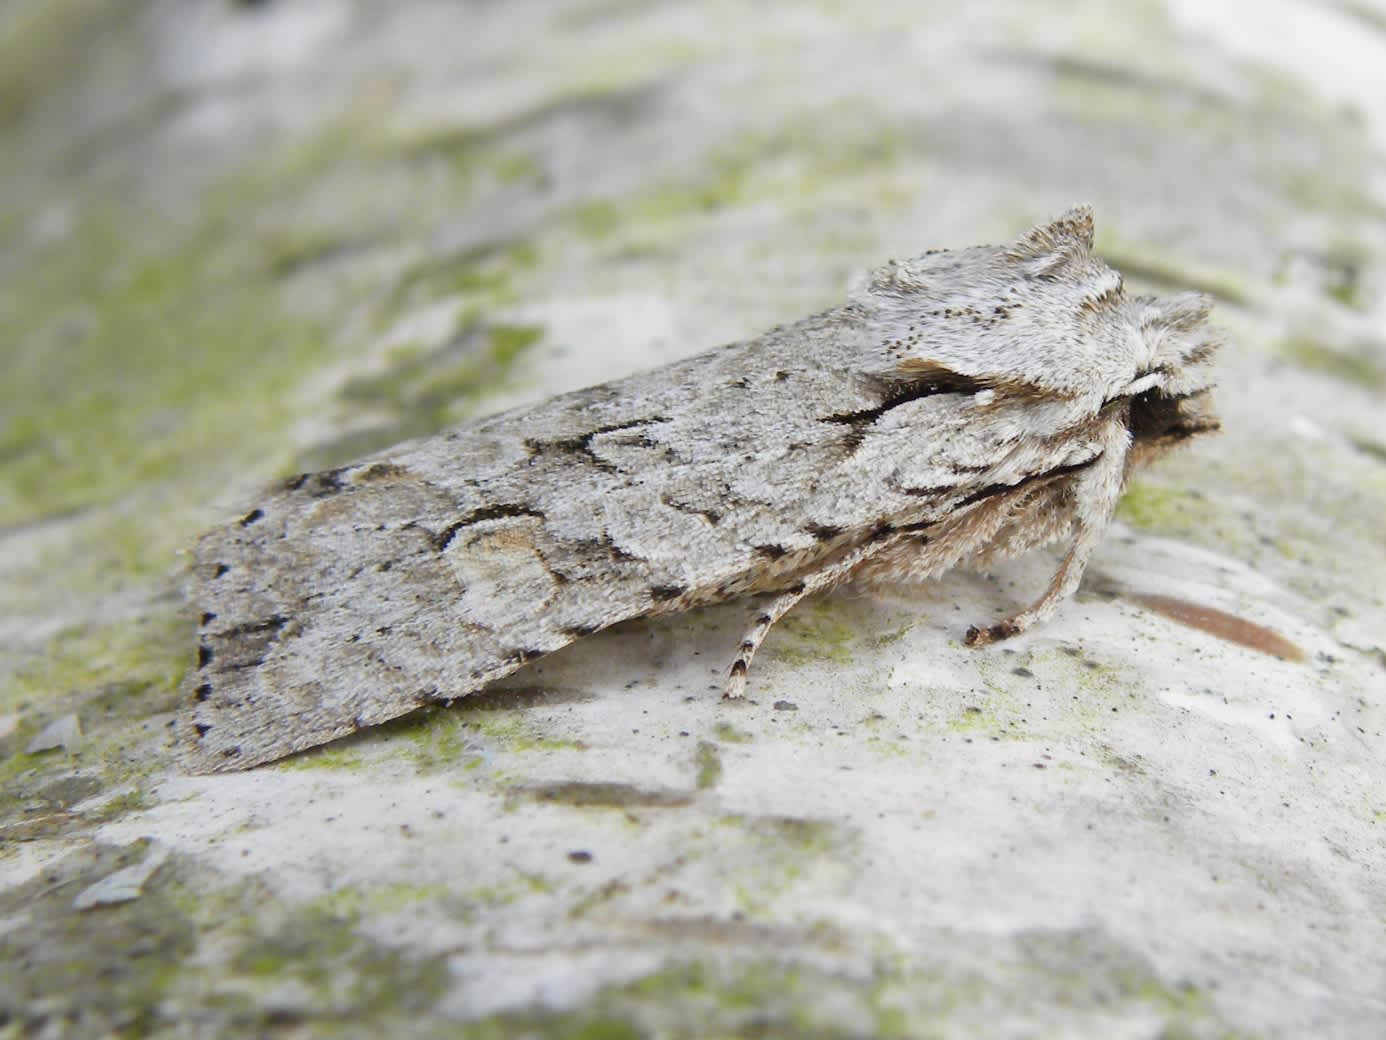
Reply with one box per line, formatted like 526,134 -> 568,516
0,193 -> 343,529
223,899 -> 453,1024
712,721 -> 752,745
313,883 -> 452,919
773,601 -> 859,668
448,957 -> 932,1040
1277,334 -> 1385,390
947,702 -> 1003,735
514,781 -> 692,810
278,744 -> 371,773
1115,479 -> 1212,538
715,813 -> 839,861
693,740 -> 722,790
562,110 -> 913,257
0,612 -> 188,826
338,322 -> 544,422
396,708 -> 482,773
379,241 -> 542,331
0,839 -> 196,1038
297,314 -> 545,472
1093,240 -> 1250,306
0,0 -> 130,135
4,610 -> 187,719
446,942 -> 1236,1037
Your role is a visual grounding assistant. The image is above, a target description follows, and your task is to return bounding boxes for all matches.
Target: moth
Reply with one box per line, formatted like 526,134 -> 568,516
183,206 -> 1220,771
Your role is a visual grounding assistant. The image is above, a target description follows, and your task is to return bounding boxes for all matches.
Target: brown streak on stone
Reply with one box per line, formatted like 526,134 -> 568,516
1133,594 -> 1305,661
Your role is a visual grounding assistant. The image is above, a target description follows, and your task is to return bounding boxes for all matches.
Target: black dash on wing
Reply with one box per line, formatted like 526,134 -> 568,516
240,508 -> 264,527
896,484 -> 953,498
357,462 -> 410,482
218,616 -> 289,672
225,614 -> 289,639
729,660 -> 748,677
200,611 -> 217,626
754,544 -> 790,559
195,683 -> 212,702
958,459 -> 1094,507
660,493 -> 723,526
195,723 -> 212,737
600,533 -> 637,561
434,504 -> 545,552
651,584 -> 688,601
804,523 -> 843,541
823,368 -> 989,446
529,416 -> 669,469
959,483 -> 1016,507
213,563 -> 230,579
891,519 -> 934,535
197,644 -> 213,669
287,468 -> 348,498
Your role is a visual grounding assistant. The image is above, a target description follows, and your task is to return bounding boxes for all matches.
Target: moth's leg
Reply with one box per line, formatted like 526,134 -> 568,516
966,421 -> 1131,646
723,538 -> 902,699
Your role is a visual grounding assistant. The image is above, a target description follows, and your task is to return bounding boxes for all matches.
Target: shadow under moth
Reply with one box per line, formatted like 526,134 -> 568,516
183,206 -> 1220,772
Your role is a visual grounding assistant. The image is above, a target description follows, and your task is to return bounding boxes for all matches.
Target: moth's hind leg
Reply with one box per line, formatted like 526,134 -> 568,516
966,421 -> 1130,646
723,538 -> 901,699
723,584 -> 812,699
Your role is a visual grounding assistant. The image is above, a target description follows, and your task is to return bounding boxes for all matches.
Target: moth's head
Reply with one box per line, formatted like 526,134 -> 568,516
855,204 -> 1222,458
1011,206 -> 1222,458
1114,291 -> 1222,463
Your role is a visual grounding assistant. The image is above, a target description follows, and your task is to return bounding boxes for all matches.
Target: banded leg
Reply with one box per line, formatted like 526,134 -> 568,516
723,537 -> 902,698
966,420 -> 1130,645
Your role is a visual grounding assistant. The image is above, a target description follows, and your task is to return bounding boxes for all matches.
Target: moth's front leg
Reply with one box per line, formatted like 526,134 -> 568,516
965,420 -> 1131,646
723,536 -> 903,699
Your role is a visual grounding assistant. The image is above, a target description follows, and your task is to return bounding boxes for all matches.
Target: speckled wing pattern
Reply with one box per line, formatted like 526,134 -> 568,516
183,206 -> 1220,771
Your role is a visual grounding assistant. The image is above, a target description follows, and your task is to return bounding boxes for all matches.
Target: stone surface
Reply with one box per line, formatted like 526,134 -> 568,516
1,1 -> 1384,1037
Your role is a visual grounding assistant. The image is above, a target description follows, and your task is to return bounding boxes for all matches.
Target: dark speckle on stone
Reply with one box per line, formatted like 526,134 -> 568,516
773,700 -> 798,711
567,850 -> 594,864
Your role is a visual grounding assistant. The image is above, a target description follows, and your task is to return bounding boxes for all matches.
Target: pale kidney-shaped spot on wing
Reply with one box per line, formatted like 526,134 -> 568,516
444,518 -> 561,629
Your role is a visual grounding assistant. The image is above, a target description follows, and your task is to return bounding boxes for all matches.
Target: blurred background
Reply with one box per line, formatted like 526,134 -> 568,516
2,2 -> 1384,1036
